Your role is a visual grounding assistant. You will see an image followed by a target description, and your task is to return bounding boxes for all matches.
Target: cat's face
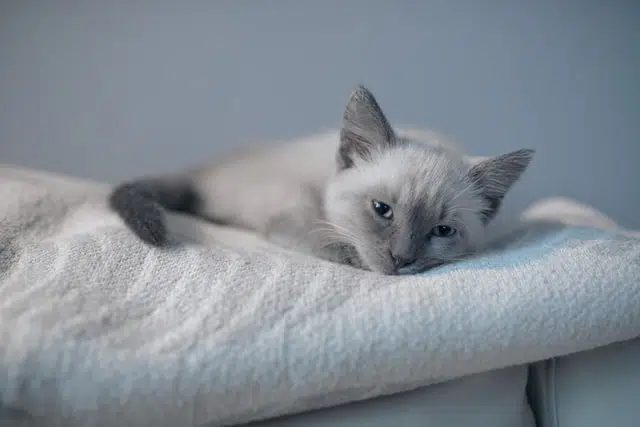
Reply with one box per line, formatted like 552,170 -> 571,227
325,142 -> 487,274
323,86 -> 534,275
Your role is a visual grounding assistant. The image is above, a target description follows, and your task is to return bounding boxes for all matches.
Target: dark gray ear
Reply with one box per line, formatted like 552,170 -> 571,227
467,149 -> 535,222
338,86 -> 396,169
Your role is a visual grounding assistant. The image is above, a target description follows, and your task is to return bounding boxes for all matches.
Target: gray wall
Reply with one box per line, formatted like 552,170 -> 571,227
1,1 -> 639,227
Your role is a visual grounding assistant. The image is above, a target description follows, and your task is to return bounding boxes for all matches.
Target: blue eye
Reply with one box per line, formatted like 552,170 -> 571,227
372,200 -> 393,219
431,225 -> 456,238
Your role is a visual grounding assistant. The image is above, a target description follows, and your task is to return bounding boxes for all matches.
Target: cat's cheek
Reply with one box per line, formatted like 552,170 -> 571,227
450,220 -> 479,252
454,229 -> 472,252
426,235 -> 464,263
428,237 -> 449,253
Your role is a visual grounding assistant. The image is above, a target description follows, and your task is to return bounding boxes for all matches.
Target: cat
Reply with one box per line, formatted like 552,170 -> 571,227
109,86 -> 534,275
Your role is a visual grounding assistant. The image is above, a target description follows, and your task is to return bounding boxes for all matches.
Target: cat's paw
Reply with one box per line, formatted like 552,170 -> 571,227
109,182 -> 168,246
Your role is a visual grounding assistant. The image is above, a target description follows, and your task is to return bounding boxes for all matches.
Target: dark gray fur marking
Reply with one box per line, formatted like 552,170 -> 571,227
108,177 -> 200,246
338,85 -> 397,170
467,148 -> 535,222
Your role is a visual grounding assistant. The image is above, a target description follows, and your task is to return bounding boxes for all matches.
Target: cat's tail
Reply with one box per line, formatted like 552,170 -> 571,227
108,174 -> 201,246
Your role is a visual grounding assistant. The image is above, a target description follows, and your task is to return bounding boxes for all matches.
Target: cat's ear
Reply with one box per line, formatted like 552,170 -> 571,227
338,86 -> 397,169
467,149 -> 535,221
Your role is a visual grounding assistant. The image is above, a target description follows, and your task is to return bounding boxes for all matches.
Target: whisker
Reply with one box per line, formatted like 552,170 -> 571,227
445,206 -> 479,213
448,179 -> 481,206
311,220 -> 366,249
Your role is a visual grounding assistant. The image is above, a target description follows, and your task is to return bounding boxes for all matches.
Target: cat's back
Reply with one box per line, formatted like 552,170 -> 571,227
189,131 -> 340,229
198,130 -> 339,189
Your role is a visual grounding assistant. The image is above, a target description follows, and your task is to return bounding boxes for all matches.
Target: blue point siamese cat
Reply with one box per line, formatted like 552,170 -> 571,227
110,86 -> 534,275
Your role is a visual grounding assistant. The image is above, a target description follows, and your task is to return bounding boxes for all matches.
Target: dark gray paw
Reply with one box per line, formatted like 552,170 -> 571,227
109,183 -> 168,246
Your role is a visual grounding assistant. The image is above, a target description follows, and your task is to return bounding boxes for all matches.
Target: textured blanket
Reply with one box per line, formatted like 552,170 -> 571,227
1,165 -> 639,427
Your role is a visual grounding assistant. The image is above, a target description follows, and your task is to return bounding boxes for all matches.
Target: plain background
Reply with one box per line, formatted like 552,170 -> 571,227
1,1 -> 638,227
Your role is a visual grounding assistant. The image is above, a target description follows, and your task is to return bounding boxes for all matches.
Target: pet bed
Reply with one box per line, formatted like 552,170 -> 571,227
1,165 -> 639,427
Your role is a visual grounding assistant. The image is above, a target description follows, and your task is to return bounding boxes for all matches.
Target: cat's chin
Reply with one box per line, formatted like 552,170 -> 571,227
396,260 -> 448,275
353,246 -> 454,276
366,259 -> 449,276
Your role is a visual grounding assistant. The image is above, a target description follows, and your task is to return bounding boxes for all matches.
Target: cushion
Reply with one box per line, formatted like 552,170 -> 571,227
1,165 -> 639,427
250,365 -> 534,427
529,337 -> 640,427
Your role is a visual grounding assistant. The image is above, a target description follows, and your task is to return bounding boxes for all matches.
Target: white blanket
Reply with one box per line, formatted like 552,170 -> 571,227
1,165 -> 639,427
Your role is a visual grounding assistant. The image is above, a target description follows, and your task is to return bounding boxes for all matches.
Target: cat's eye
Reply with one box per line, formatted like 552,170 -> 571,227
372,200 -> 393,219
430,225 -> 456,238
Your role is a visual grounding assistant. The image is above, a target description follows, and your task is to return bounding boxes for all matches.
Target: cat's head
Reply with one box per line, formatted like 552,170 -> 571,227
324,86 -> 534,275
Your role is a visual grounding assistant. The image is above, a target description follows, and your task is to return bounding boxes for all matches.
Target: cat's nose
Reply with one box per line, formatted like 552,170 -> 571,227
392,254 -> 417,270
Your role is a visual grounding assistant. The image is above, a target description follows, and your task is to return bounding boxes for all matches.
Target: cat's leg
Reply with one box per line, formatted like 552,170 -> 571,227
109,140 -> 329,248
109,161 -> 322,248
109,172 -> 202,246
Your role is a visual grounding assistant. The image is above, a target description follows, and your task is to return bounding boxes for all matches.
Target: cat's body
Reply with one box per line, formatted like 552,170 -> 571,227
110,86 -> 534,275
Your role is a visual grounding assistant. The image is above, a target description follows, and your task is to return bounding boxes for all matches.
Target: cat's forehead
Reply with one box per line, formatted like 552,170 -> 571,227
371,145 -> 471,204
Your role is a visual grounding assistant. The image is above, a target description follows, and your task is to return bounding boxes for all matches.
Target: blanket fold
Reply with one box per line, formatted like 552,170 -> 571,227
1,165 -> 639,427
